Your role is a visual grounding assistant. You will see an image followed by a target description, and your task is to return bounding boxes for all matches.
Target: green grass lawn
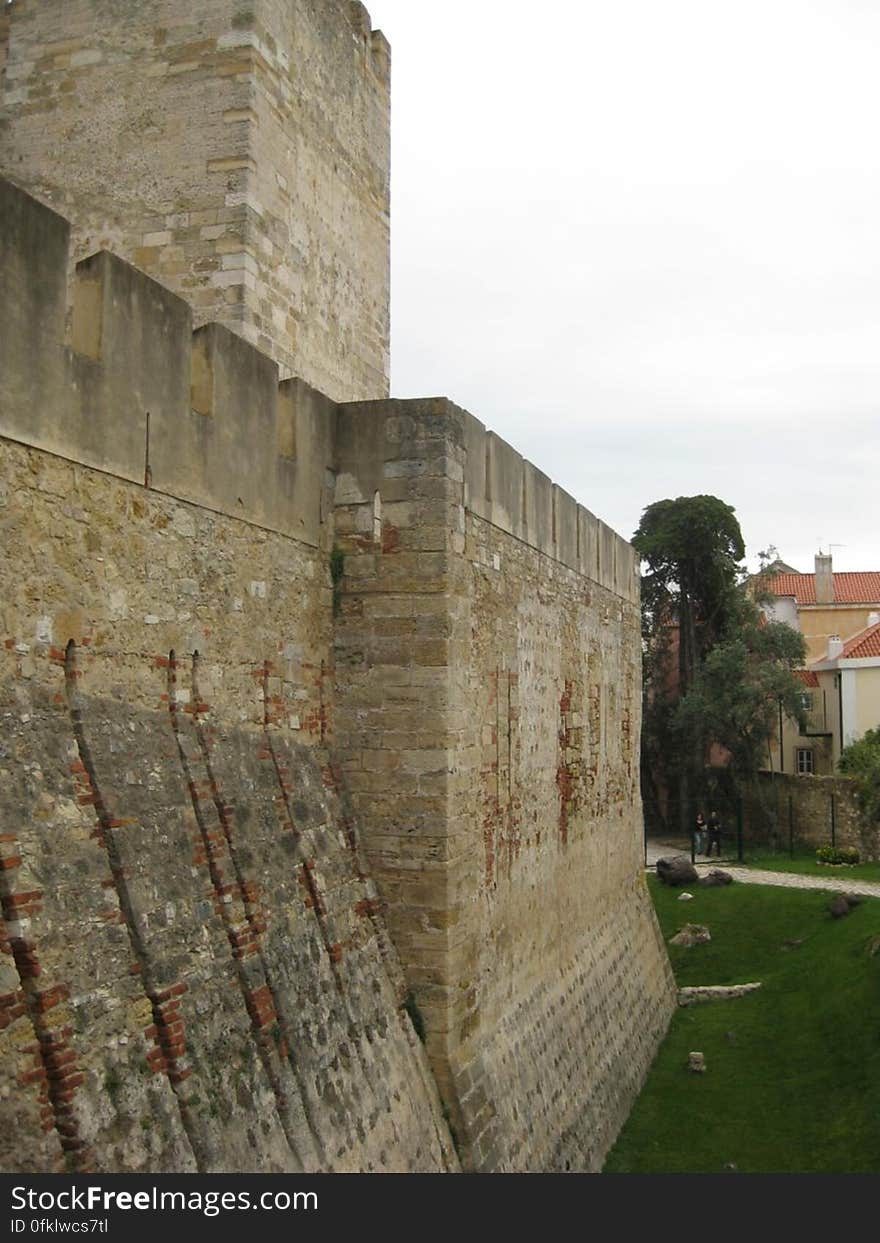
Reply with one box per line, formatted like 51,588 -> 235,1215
603,878 -> 880,1173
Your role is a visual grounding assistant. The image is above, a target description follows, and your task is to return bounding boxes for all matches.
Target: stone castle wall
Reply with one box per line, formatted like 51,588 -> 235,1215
0,447 -> 458,1175
0,15 -> 676,1165
0,181 -> 454,1173
0,0 -> 390,401
455,496 -> 674,1172
332,401 -> 676,1170
0,175 -> 675,1172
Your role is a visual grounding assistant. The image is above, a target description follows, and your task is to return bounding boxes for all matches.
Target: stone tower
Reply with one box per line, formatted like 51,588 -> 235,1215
0,0 -> 390,402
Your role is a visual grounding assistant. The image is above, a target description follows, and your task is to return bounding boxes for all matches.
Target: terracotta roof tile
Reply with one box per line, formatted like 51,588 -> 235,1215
769,572 -> 880,605
794,669 -> 820,687
839,621 -> 880,660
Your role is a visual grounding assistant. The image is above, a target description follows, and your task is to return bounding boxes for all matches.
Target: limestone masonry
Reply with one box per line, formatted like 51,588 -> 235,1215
0,0 -> 390,400
0,0 -> 675,1173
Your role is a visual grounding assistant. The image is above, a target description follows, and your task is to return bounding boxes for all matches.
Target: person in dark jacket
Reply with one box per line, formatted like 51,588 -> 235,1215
693,811 -> 707,856
707,810 -> 722,858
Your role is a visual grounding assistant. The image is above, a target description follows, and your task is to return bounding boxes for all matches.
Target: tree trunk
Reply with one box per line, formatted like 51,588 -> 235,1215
640,743 -> 667,838
678,567 -> 699,839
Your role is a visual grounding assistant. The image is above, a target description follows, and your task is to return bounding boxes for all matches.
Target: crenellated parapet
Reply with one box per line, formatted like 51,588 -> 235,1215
461,411 -> 639,603
2,174 -> 637,600
1,177 -> 337,550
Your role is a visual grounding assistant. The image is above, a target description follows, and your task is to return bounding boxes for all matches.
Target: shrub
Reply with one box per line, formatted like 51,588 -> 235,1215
816,845 -> 860,865
839,727 -> 880,823
329,546 -> 345,616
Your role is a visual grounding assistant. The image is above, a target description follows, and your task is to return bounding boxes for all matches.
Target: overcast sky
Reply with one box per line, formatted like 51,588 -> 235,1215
364,0 -> 879,574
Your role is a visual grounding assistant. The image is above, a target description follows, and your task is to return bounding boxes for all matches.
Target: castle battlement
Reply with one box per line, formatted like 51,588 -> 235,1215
1,177 -> 336,547
1,174 -> 637,602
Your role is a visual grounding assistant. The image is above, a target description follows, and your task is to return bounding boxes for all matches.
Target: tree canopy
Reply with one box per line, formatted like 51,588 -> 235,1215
634,495 -> 745,694
634,496 -> 806,837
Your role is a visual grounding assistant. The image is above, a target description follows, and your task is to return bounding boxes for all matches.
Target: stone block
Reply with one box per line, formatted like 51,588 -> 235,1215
69,249 -> 192,484
461,409 -> 489,520
486,431 -> 524,538
553,485 -> 579,571
523,460 -> 554,555
0,179 -> 70,451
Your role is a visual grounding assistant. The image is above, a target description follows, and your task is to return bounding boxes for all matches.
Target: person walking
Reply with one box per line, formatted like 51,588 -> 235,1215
707,810 -> 722,858
693,811 -> 707,857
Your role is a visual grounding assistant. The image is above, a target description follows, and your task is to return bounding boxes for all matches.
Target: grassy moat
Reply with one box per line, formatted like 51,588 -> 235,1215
603,877 -> 880,1173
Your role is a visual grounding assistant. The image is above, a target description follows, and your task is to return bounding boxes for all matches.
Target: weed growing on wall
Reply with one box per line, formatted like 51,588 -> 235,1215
330,547 -> 345,616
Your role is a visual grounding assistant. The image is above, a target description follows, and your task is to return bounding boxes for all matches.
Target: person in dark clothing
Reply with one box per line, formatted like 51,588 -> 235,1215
707,810 -> 722,858
693,811 -> 707,856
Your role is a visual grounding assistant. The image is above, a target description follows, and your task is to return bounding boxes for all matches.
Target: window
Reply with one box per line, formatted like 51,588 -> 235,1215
796,748 -> 814,775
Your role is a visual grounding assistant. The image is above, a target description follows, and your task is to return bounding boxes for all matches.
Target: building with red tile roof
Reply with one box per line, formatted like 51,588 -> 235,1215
759,554 -> 880,775
808,616 -> 880,769
762,554 -> 880,664
768,572 -> 880,607
838,621 -> 880,660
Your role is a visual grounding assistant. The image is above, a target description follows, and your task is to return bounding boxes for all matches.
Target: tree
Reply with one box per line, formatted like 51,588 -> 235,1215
634,496 -> 745,836
839,728 -> 880,824
675,594 -> 808,780
633,496 -> 806,837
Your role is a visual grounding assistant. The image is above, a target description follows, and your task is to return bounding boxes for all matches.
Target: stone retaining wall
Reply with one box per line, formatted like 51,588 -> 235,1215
743,772 -> 878,861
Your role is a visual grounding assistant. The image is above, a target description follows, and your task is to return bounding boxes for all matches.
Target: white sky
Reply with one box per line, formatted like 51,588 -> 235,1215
364,0 -> 879,574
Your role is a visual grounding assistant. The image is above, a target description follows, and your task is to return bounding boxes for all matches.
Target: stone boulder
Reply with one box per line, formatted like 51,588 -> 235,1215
656,855 -> 698,886
670,923 -> 711,947
698,869 -> 733,888
830,892 -> 865,918
678,983 -> 761,1006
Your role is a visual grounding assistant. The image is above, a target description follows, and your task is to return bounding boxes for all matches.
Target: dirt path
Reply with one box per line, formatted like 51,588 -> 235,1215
645,840 -> 880,900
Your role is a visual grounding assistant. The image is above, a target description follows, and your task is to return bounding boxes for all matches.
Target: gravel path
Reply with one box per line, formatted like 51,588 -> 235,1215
645,840 -> 880,900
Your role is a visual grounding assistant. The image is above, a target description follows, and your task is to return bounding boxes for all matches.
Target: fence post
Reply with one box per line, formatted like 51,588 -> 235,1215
788,794 -> 794,858
644,814 -> 648,869
830,792 -> 836,848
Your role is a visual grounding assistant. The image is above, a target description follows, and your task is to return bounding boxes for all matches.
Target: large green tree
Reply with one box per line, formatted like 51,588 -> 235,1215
633,496 -> 806,837
634,495 -> 745,694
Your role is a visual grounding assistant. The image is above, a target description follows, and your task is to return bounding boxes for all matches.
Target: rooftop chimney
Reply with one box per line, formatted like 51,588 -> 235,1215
827,634 -> 844,660
815,553 -> 834,605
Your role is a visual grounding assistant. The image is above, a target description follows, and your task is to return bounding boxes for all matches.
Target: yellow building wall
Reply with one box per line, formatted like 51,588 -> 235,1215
800,607 -> 880,662
855,667 -> 880,739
